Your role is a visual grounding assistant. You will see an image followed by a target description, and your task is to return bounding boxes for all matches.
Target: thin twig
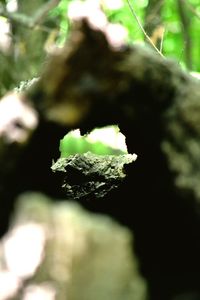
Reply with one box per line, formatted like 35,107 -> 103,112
126,0 -> 164,58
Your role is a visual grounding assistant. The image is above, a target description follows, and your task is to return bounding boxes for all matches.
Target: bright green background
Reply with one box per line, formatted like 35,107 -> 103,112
50,0 -> 200,71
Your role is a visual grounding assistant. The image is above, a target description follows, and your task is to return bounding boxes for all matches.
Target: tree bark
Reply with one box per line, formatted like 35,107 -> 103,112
1,15 -> 200,300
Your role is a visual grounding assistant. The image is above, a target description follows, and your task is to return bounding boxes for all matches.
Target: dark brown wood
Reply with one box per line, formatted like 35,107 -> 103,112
1,16 -> 200,299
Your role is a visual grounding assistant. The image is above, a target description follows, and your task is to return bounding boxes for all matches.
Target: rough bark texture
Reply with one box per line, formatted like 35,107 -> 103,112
1,15 -> 200,300
51,152 -> 136,200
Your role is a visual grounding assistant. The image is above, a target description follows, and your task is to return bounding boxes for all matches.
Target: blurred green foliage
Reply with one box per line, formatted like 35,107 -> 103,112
49,0 -> 71,45
50,0 -> 200,71
60,130 -> 127,157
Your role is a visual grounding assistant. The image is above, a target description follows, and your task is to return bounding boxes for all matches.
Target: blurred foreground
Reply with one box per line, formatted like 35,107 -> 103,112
0,192 -> 147,300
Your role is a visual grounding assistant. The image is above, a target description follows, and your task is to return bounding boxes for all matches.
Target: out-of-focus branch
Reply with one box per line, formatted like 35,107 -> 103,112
0,4 -> 32,27
0,0 -> 60,30
177,0 -> 192,69
144,0 -> 165,51
145,0 -> 165,26
181,0 -> 200,20
31,0 -> 60,26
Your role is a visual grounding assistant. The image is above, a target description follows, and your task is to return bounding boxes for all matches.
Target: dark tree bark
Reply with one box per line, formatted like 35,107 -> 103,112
1,15 -> 200,300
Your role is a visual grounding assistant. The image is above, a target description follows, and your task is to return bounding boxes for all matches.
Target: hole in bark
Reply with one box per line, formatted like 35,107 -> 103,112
59,125 -> 128,157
